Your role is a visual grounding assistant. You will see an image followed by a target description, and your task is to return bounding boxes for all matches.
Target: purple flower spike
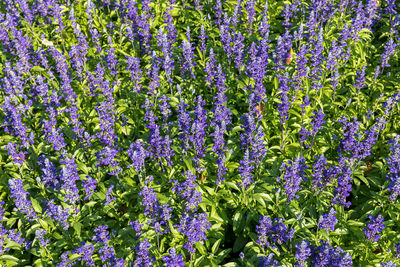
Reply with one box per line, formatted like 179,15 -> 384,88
387,136 -> 400,200
363,215 -> 385,242
295,240 -> 311,267
162,248 -> 185,266
319,208 -> 338,232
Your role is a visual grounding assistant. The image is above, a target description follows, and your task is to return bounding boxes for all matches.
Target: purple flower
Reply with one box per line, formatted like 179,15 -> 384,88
310,109 -> 325,150
256,216 -> 273,249
296,240 -> 311,267
139,182 -> 159,217
96,146 -> 121,175
82,176 -> 97,200
190,96 -> 207,170
7,229 -> 26,247
216,154 -> 228,185
8,178 -> 36,219
177,98 -> 192,153
240,112 -> 257,150
259,253 -> 279,266
274,32 -> 292,71
338,115 -> 382,162
69,37 -> 88,79
332,157 -> 353,208
309,28 -> 324,83
395,243 -> 400,258
92,225 -> 116,263
46,201 -> 70,230
177,212 -> 211,254
246,0 -> 256,32
126,56 -> 143,93
279,156 -> 307,202
319,208 -> 338,232
139,177 -> 171,234
198,25 -> 207,52
135,239 -> 154,266
38,156 -> 59,189
0,222 -> 7,254
247,45 -> 268,101
326,39 -> 341,73
1,97 -> 34,148
363,215 -> 385,242
130,221 -> 143,237
269,217 -> 295,246
181,38 -> 196,78
380,38 -> 397,70
253,126 -> 267,165
239,149 -> 254,189
0,201 -> 5,221
58,251 -> 73,267
159,95 -> 171,128
240,111 -> 267,165
277,73 -> 292,126
5,143 -> 27,165
59,157 -> 80,205
105,185 -> 116,206
338,117 -> 360,154
171,170 -> 202,211
210,65 -> 232,178
73,242 -> 95,266
94,69 -> 117,146
214,0 -> 223,25
205,49 -> 217,86
351,2 -> 365,40
41,107 -> 66,151
281,1 -> 301,28
384,0 -> 397,16
294,44 -> 309,88
339,23 -> 351,62
162,248 -> 185,266
256,216 -> 294,249
299,127 -> 310,143
387,135 -> 400,200
354,65 -> 366,92
106,45 -> 118,76
35,229 -> 49,248
148,52 -> 161,94
157,29 -> 174,83
311,241 -> 352,267
259,3 -> 270,39
382,261 -> 396,267
232,32 -> 245,69
293,20 -> 304,41
127,140 -> 150,173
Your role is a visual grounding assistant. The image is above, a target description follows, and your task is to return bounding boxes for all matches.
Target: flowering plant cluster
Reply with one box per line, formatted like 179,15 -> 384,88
0,0 -> 400,266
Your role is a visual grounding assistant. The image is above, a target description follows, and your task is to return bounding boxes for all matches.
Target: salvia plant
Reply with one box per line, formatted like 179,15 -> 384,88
0,0 -> 399,266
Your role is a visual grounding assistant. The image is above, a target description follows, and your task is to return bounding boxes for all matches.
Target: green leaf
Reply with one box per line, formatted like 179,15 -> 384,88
38,219 -> 48,229
216,248 -> 232,264
233,236 -> 246,253
73,222 -> 82,236
347,220 -> 364,227
4,241 -> 21,250
33,259 -> 45,267
31,66 -> 46,72
31,198 -> 42,213
223,262 -> 238,267
0,255 -> 20,264
195,242 -> 207,255
212,239 -> 222,254
233,210 -> 245,232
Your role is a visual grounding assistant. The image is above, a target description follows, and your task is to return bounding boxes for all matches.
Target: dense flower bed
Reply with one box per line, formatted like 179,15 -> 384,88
0,0 -> 400,266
